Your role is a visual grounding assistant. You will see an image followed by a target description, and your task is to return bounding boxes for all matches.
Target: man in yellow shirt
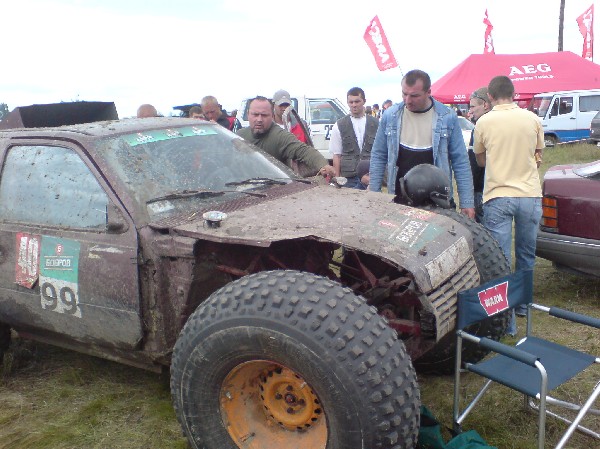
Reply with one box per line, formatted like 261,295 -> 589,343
474,75 -> 544,334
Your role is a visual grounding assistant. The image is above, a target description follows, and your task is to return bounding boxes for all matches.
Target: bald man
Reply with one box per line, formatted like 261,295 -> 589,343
137,104 -> 158,118
201,96 -> 238,131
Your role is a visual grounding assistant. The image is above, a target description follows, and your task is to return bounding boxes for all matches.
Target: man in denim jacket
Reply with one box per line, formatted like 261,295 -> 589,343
369,70 -> 475,218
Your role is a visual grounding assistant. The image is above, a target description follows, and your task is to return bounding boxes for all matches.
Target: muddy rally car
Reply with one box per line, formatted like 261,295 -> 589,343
0,108 -> 508,449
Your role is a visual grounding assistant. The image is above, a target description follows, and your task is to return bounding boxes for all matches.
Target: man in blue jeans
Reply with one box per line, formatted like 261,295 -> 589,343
473,75 -> 544,335
369,70 -> 474,217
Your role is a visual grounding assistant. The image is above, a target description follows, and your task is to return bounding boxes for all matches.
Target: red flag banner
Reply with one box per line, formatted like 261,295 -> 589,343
577,4 -> 594,61
483,9 -> 495,54
364,15 -> 398,71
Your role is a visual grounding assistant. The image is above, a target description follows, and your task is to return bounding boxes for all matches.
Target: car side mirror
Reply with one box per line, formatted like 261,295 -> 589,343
106,202 -> 128,233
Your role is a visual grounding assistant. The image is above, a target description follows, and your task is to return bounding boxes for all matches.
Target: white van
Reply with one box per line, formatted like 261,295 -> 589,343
237,96 -> 349,161
529,89 -> 600,146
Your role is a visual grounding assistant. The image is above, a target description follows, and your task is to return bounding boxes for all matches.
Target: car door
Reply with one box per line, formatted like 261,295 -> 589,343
547,95 -> 576,141
577,94 -> 600,139
0,140 -> 143,349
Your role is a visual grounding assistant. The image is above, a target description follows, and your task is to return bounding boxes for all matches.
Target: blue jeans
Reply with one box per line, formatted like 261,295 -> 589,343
342,176 -> 367,190
483,197 -> 542,335
474,191 -> 484,224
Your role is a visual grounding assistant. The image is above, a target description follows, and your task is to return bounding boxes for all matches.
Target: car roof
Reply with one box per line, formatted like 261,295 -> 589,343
0,117 -> 218,139
534,89 -> 600,97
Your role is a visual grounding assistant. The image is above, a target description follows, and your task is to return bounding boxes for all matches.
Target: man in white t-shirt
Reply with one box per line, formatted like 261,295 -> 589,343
328,87 -> 379,189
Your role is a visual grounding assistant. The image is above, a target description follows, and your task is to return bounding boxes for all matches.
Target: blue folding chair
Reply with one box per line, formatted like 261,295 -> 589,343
453,269 -> 600,449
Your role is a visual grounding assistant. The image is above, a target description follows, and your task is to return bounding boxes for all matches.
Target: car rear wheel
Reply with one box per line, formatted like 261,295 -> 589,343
413,208 -> 511,373
170,270 -> 420,449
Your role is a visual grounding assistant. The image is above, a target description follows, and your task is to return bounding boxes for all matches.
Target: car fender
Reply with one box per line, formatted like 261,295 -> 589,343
171,186 -> 475,294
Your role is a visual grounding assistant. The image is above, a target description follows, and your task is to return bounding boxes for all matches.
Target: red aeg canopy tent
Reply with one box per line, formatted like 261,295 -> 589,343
431,51 -> 600,104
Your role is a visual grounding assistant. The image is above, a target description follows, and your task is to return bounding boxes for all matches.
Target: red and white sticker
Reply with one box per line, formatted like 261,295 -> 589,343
378,220 -> 398,228
478,281 -> 509,316
15,233 -> 40,289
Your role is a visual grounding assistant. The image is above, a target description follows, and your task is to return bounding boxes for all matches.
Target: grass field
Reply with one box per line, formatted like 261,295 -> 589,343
0,142 -> 598,449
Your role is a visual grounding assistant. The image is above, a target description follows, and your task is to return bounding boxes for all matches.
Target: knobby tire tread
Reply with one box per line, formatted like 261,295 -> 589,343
171,270 -> 420,449
413,208 -> 510,373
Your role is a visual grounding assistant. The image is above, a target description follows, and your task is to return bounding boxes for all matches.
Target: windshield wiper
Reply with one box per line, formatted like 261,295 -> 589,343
147,189 -> 265,204
225,177 -> 288,187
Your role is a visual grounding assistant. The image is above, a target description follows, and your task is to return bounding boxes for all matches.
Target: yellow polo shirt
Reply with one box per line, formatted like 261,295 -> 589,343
473,104 -> 544,202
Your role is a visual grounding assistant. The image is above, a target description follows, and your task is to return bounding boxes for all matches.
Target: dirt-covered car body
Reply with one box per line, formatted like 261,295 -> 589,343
0,116 -> 514,449
0,117 -> 481,371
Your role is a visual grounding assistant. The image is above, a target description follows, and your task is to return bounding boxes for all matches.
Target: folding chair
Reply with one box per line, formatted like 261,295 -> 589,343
453,269 -> 600,449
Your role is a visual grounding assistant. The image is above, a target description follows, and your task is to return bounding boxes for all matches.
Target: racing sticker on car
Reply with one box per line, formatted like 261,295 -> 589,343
39,236 -> 82,318
15,233 -> 40,289
389,219 -> 429,247
425,236 -> 471,289
372,213 -> 443,249
124,126 -> 218,147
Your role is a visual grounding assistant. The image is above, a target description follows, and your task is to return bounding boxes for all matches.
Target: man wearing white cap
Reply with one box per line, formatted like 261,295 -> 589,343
272,89 -> 311,145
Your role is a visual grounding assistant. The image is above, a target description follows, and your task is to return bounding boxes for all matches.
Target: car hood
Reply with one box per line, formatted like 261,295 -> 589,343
543,163 -> 599,197
170,186 -> 474,293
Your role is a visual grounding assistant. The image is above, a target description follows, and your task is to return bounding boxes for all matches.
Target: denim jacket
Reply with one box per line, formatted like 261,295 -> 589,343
369,99 -> 474,209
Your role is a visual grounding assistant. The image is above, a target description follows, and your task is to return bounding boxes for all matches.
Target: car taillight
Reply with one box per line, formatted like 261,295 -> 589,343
541,196 -> 558,232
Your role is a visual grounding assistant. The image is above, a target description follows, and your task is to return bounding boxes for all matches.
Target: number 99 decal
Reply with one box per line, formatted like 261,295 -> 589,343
40,279 -> 82,318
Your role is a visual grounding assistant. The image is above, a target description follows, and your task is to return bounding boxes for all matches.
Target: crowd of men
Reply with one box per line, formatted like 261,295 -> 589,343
137,70 -> 545,336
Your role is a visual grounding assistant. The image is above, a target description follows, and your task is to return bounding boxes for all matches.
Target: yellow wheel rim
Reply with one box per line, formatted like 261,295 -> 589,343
220,360 -> 327,449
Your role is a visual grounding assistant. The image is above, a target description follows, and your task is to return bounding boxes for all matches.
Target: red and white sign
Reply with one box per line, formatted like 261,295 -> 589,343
477,280 -> 509,316
483,9 -> 495,54
364,15 -> 398,71
15,233 -> 40,289
577,4 -> 594,61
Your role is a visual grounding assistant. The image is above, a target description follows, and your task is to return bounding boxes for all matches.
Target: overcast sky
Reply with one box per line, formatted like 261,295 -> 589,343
1,0 -> 597,117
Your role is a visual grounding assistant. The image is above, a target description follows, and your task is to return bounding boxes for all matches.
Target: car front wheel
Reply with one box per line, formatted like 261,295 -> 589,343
170,270 -> 420,449
413,207 -> 511,373
544,135 -> 557,147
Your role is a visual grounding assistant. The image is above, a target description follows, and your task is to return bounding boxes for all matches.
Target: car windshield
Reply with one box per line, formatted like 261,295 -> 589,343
308,100 -> 347,125
573,160 -> 600,179
528,96 -> 553,117
96,123 -> 295,220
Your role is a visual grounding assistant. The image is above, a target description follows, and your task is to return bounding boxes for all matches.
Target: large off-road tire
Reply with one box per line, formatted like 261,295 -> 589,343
413,207 -> 510,373
171,270 -> 420,449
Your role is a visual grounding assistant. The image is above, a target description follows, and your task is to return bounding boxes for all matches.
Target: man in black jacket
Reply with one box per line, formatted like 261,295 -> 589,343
468,87 -> 491,223
201,96 -> 239,131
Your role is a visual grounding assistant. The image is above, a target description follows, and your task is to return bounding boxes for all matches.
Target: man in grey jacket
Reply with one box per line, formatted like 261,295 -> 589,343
369,70 -> 475,218
237,96 -> 335,178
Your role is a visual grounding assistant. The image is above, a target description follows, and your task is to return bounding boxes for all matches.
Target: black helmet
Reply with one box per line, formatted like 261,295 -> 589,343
397,164 -> 451,208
